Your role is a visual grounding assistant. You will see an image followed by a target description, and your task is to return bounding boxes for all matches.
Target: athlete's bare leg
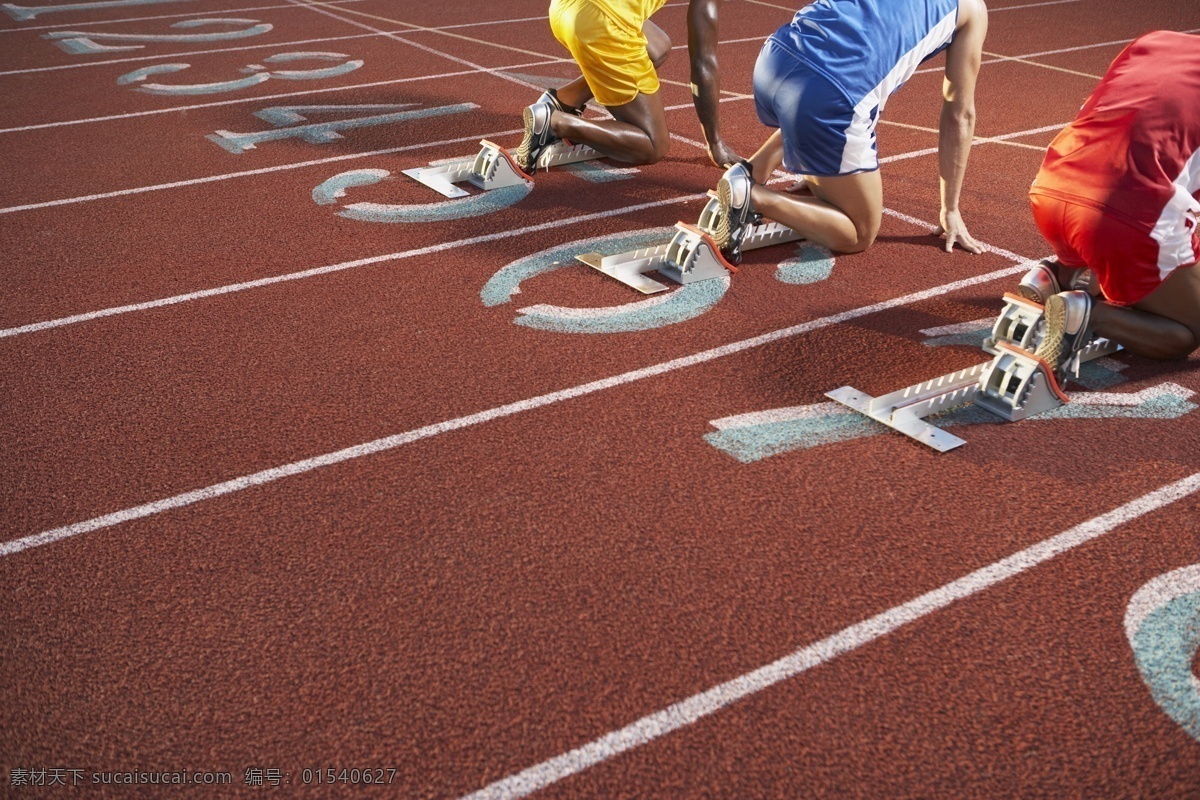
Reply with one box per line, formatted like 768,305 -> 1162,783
741,132 -> 882,253
1091,263 -> 1200,359
548,20 -> 671,165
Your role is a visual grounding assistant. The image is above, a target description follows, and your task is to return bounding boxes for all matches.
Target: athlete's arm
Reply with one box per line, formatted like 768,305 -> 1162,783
935,0 -> 987,253
687,0 -> 738,167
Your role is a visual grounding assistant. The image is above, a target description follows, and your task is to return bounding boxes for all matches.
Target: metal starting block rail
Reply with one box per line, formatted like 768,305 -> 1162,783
578,194 -> 805,294
402,139 -> 602,198
825,294 -> 1121,452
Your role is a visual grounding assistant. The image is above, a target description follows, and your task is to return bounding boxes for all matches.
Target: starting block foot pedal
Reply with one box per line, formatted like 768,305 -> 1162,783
402,139 -> 530,198
582,194 -> 803,294
576,223 -> 739,294
974,342 -> 1068,421
984,292 -> 1045,354
403,138 -> 603,198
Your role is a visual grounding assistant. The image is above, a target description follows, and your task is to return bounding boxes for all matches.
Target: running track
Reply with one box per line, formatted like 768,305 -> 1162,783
2,0 -> 1200,796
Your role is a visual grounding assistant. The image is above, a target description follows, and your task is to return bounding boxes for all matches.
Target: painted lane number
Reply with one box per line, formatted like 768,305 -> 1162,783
117,51 -> 362,96
208,103 -> 478,154
45,18 -> 272,55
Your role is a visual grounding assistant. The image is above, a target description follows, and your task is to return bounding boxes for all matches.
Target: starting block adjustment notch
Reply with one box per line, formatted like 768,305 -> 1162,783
826,362 -> 989,452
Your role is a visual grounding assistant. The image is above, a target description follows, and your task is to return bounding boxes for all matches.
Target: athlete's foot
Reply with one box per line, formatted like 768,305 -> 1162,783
515,96 -> 559,173
1035,290 -> 1095,373
542,87 -> 586,117
1016,260 -> 1097,304
714,161 -> 758,264
1016,260 -> 1062,304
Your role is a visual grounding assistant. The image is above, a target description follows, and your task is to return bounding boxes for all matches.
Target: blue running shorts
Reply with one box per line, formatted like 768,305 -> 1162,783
753,37 -> 879,177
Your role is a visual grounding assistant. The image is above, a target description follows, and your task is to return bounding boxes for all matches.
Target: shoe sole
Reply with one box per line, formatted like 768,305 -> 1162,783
1014,285 -> 1044,303
1035,293 -> 1067,367
514,105 -> 537,171
714,176 -> 739,250
1015,264 -> 1059,304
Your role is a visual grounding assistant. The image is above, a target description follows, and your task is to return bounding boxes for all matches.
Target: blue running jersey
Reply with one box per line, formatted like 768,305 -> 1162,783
754,0 -> 960,175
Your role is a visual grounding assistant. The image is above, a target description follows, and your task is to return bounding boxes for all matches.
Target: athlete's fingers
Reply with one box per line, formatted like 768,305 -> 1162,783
954,227 -> 983,253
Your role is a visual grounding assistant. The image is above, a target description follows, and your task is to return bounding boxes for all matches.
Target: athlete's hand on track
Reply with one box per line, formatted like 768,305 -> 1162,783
706,139 -> 741,169
935,209 -> 983,253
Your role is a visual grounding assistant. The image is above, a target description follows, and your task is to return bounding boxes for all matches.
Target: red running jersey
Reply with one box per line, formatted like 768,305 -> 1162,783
1030,31 -> 1200,267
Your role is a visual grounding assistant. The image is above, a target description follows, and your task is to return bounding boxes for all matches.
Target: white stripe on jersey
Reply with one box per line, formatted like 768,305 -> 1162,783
839,9 -> 958,174
1152,147 -> 1200,277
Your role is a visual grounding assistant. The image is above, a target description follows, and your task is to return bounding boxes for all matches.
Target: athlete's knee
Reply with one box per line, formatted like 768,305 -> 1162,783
842,218 -> 880,253
1163,324 -> 1199,359
628,137 -> 669,165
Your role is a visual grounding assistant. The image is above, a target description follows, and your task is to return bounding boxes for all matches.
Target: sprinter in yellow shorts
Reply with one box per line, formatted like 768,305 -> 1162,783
515,0 -> 737,171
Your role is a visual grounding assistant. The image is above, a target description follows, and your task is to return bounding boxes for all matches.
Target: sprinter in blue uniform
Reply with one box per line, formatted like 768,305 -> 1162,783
714,0 -> 988,261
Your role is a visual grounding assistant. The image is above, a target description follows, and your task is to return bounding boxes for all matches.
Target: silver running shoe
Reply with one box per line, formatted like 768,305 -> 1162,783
1035,290 -> 1095,372
514,96 -> 558,173
714,161 -> 758,264
541,87 -> 585,117
1017,260 -> 1097,304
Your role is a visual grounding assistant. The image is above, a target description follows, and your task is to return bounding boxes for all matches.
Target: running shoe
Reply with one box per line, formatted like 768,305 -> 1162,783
714,161 -> 758,264
1016,260 -> 1061,304
1016,260 -> 1097,304
514,96 -> 558,173
1034,290 -> 1095,372
543,87 -> 585,117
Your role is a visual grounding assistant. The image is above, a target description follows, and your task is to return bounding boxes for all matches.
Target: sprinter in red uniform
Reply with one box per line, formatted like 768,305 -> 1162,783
1022,31 -> 1200,369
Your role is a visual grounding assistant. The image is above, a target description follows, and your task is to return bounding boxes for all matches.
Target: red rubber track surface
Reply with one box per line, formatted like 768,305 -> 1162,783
3,0 -> 1200,797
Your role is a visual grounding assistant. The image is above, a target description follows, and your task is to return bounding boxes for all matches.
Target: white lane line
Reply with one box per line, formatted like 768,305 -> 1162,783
0,119 -> 1057,328
983,49 -> 1101,80
1,117 -> 1051,334
5,20 -> 1173,136
880,207 -> 1029,263
988,0 -> 1082,10
284,0 -> 545,92
0,29 -> 412,76
459,472 -> 1200,800
0,195 -> 701,339
0,250 -> 1038,557
0,56 -> 568,134
914,28 -> 1200,76
0,10 -> 562,77
0,114 -> 1061,218
0,127 -> 521,215
0,0 -> 364,32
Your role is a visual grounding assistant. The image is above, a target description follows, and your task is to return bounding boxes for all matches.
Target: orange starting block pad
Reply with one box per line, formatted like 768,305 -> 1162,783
402,139 -> 602,198
578,193 -> 804,294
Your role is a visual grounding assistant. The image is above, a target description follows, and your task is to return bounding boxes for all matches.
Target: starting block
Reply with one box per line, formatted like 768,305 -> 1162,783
578,193 -> 805,294
402,138 -> 602,198
826,294 -> 1121,451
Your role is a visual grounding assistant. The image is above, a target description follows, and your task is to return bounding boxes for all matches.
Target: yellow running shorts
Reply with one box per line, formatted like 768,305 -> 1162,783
549,0 -> 665,107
